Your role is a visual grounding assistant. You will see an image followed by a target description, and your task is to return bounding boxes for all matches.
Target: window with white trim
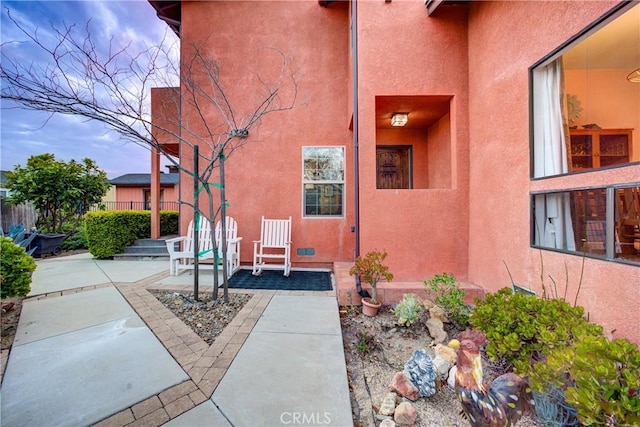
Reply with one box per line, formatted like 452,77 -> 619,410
302,147 -> 344,217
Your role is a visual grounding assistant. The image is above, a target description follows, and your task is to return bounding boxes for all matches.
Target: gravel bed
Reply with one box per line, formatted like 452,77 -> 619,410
150,291 -> 251,345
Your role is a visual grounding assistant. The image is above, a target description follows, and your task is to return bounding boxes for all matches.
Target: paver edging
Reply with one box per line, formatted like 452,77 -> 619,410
98,282 -> 272,426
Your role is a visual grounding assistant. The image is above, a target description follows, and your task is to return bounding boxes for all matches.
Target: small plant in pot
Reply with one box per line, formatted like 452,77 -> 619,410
349,250 -> 393,316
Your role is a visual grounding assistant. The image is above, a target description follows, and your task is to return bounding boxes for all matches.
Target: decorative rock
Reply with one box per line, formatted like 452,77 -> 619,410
425,317 -> 448,345
376,414 -> 393,422
389,371 -> 419,401
422,299 -> 435,310
379,419 -> 396,427
394,402 -> 417,425
404,349 -> 437,397
379,392 -> 398,416
447,365 -> 457,389
434,343 -> 457,364
432,355 -> 452,381
429,305 -> 449,323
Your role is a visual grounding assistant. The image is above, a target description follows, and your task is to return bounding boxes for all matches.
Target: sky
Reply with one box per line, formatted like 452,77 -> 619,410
0,0 -> 179,178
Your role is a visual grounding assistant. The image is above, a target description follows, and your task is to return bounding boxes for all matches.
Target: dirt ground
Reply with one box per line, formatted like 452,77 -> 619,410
1,296 -> 23,380
340,305 -> 542,427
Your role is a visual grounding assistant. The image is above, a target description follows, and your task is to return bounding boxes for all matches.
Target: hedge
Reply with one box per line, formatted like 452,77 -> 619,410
0,236 -> 37,298
85,210 -> 179,259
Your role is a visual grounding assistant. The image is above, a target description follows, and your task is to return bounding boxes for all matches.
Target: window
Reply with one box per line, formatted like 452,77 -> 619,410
530,3 -> 640,266
531,3 -> 639,178
143,189 -> 164,210
302,147 -> 344,217
532,185 -> 640,264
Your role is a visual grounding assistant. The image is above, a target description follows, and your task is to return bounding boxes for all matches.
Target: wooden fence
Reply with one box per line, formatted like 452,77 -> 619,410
1,200 -> 179,234
1,199 -> 37,233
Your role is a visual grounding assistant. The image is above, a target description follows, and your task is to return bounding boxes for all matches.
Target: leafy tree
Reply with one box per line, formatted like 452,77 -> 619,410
6,153 -> 110,233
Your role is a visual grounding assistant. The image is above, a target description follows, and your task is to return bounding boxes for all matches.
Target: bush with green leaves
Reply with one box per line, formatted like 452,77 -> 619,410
392,293 -> 423,326
470,287 -> 603,375
61,225 -> 88,250
424,272 -> 471,327
85,210 -> 179,259
0,236 -> 37,298
530,335 -> 640,426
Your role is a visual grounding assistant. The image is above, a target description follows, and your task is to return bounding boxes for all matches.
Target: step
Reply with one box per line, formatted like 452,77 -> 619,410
113,253 -> 170,261
132,239 -> 169,247
333,261 -> 485,306
124,245 -> 169,255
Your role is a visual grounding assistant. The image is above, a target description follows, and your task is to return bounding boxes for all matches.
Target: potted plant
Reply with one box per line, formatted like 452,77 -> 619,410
349,250 -> 393,316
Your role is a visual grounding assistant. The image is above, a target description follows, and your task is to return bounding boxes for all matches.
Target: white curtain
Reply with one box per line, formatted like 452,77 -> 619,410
533,58 -> 576,251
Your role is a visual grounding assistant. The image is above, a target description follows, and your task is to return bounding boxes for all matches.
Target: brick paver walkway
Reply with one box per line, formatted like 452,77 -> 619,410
92,271 -> 336,426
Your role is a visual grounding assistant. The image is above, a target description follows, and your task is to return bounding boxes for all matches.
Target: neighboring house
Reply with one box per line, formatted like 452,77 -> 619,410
108,168 -> 179,211
147,1 -> 640,342
0,170 -> 12,198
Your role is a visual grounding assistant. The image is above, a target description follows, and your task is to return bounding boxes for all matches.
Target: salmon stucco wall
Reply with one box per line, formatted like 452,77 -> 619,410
465,0 -> 640,343
178,0 -> 352,268
356,1 -> 470,282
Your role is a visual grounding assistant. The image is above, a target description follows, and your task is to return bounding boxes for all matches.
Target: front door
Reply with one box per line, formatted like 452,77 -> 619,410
376,146 -> 411,189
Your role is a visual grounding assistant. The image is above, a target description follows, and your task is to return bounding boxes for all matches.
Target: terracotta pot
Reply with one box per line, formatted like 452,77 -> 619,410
361,297 -> 381,317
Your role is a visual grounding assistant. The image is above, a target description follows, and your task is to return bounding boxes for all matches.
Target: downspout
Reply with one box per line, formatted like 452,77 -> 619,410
351,0 -> 360,259
352,0 -> 369,298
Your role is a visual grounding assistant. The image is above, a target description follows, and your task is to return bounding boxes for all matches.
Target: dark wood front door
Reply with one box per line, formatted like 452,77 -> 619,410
376,147 -> 411,189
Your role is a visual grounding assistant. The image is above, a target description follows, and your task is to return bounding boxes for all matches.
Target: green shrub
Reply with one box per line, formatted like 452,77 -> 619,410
85,210 -> 179,259
470,287 -> 603,375
160,211 -> 179,236
392,293 -> 422,326
530,335 -> 640,426
424,272 -> 471,327
61,225 -> 88,250
0,236 -> 37,298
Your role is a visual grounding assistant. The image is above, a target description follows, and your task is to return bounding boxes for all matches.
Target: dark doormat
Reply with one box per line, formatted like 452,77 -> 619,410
228,269 -> 332,291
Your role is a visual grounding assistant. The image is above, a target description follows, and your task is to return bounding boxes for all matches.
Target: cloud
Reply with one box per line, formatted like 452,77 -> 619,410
1,0 -> 179,178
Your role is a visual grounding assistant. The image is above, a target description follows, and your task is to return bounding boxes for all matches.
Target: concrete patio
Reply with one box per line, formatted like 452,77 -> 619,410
0,253 -> 352,426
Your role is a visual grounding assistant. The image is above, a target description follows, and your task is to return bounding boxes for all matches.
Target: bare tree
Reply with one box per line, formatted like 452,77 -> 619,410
1,9 -> 297,301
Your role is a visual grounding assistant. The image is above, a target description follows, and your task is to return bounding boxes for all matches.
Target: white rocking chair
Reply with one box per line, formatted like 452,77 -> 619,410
215,216 -> 243,278
166,215 -> 242,278
252,216 -> 292,277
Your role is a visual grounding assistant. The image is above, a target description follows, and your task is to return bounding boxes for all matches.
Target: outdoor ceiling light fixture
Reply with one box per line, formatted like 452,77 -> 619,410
627,67 -> 640,82
391,113 -> 408,127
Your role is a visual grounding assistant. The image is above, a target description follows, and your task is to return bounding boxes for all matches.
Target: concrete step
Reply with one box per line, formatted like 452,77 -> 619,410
132,239 -> 168,247
124,245 -> 169,255
114,238 -> 171,260
113,253 -> 170,261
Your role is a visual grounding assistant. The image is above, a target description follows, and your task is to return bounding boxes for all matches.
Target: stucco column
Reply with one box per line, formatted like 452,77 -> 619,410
151,146 -> 161,239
